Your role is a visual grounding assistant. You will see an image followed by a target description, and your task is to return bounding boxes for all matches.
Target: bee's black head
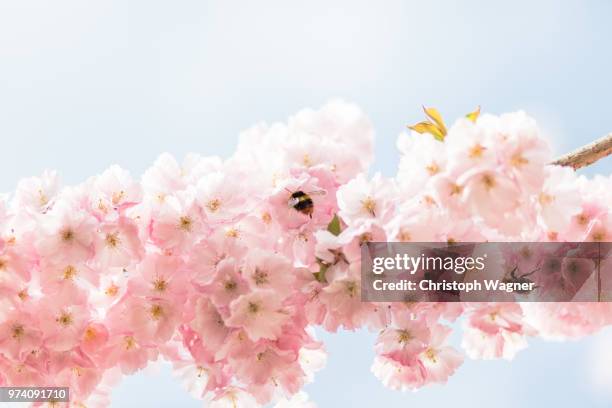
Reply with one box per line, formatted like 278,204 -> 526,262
291,191 -> 307,198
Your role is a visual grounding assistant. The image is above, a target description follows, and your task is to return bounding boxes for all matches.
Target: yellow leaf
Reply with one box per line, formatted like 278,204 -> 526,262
465,106 -> 481,123
408,121 -> 445,141
422,106 -> 447,136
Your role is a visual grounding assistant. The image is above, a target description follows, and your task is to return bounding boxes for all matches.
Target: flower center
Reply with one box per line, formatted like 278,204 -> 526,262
424,348 -> 437,363
225,228 -> 239,238
359,233 -> 373,244
12,324 -> 24,339
105,284 -> 119,297
576,213 -> 589,226
425,162 -> 440,175
224,280 -> 237,292
38,189 -> 49,206
345,281 -> 358,297
398,229 -> 411,242
261,212 -> 272,224
253,268 -> 269,286
481,174 -> 496,190
538,193 -> 554,205
303,154 -> 312,167
197,366 -> 207,378
17,290 -> 28,301
397,329 -> 413,344
150,304 -> 164,320
63,265 -> 77,280
56,312 -> 73,327
124,336 -> 136,350
511,153 -> 528,167
105,232 -> 120,248
112,190 -> 125,205
450,183 -> 463,195
84,327 -> 97,341
248,301 -> 260,314
591,229 -> 606,242
206,199 -> 221,212
179,216 -> 193,232
469,143 -> 485,158
61,228 -> 75,243
361,197 -> 377,216
153,278 -> 168,292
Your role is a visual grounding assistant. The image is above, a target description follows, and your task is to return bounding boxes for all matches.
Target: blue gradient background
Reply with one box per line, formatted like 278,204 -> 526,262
1,1 -> 611,407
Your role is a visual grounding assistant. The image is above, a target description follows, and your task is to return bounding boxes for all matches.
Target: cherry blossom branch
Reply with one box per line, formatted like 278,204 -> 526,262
552,133 -> 612,169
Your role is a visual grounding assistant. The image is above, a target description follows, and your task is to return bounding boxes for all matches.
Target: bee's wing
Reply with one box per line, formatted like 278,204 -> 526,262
287,197 -> 300,208
308,190 -> 327,196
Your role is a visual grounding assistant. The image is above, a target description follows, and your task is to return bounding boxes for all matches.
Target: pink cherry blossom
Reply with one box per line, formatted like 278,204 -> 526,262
226,290 -> 289,342
0,102 -> 611,406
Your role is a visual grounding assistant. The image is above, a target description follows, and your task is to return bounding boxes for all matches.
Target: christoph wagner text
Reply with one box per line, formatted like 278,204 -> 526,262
372,280 -> 536,293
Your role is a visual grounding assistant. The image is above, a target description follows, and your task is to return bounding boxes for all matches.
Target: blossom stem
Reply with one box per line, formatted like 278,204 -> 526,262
552,133 -> 612,169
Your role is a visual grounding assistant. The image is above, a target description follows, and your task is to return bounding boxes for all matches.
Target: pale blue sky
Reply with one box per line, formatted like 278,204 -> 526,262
1,1 -> 611,407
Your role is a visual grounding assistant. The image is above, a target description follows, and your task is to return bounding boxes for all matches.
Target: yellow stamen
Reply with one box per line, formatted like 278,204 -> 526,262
225,228 -> 239,238
61,228 -> 75,243
361,197 -> 377,216
179,216 -> 193,232
398,229 -> 411,242
38,189 -> 49,206
124,336 -> 136,350
261,212 -> 272,224
359,232 -> 373,244
303,154 -> 312,167
469,144 -> 485,158
397,329 -> 412,344
105,232 -> 120,248
481,174 -> 496,190
576,213 -> 589,226
224,280 -> 237,292
150,304 -> 164,320
63,265 -> 77,280
197,366 -> 207,378
511,153 -> 528,167
12,324 -> 24,339
105,284 -> 119,297
206,199 -> 221,212
425,162 -> 440,175
17,289 -> 29,301
112,190 -> 125,205
56,312 -> 73,327
153,278 -> 168,292
253,268 -> 269,286
84,326 -> 97,341
248,302 -> 260,314
450,183 -> 462,195
345,281 -> 358,298
538,193 -> 554,205
520,246 -> 532,259
591,230 -> 606,242
424,348 -> 437,363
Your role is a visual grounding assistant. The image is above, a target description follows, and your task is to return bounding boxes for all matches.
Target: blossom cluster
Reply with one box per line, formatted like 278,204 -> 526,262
0,101 -> 611,407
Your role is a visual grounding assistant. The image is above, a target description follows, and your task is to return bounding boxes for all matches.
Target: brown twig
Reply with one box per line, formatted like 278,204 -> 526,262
551,133 -> 612,169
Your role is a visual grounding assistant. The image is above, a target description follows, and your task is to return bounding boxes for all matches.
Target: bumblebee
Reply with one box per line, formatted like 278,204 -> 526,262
287,190 -> 325,218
